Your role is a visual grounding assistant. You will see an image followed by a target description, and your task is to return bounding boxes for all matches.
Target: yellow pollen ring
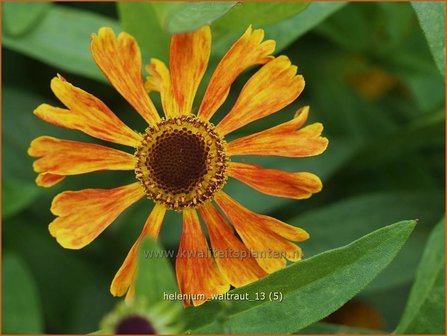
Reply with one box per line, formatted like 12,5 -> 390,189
135,116 -> 228,210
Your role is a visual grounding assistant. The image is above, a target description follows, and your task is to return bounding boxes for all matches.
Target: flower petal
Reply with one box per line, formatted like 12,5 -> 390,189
29,136 -> 136,176
199,202 -> 267,287
227,106 -> 329,157
216,55 -> 304,135
228,162 -> 322,200
198,26 -> 275,121
145,58 -> 176,118
170,26 -> 211,116
34,76 -> 142,147
36,173 -> 65,187
91,27 -> 161,125
176,208 -> 229,306
125,284 -> 135,302
49,183 -> 145,249
111,204 -> 166,297
214,191 -> 308,273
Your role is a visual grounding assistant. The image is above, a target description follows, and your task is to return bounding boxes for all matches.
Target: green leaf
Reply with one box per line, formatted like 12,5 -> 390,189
3,5 -> 121,82
263,2 -> 347,53
70,281 -> 116,333
346,110 -> 445,171
117,2 -> 170,63
298,321 -> 377,334
184,220 -> 416,333
292,191 -> 444,291
3,214 -> 114,333
118,2 -> 236,62
2,85 -> 89,181
412,2 -> 446,76
210,2 -> 346,58
215,2 -> 309,32
2,254 -> 43,333
2,178 -> 41,220
315,3 -> 416,54
153,2 -> 237,33
3,2 -> 52,36
135,237 -> 179,305
395,217 -> 446,334
2,86 -> 53,181
3,2 -> 51,36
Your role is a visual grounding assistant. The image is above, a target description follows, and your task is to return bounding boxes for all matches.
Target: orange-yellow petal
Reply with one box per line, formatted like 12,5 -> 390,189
228,162 -> 322,200
227,106 -> 329,157
170,26 -> 211,116
49,183 -> 145,249
176,208 -> 229,306
216,55 -> 305,135
199,202 -> 267,287
91,27 -> 161,125
35,76 -> 142,147
111,204 -> 166,297
198,26 -> 275,121
28,136 -> 136,176
125,284 -> 136,302
214,191 -> 308,273
36,173 -> 65,187
145,58 -> 176,118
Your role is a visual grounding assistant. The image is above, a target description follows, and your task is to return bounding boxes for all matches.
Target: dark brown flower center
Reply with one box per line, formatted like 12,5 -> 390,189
135,116 -> 227,210
147,130 -> 208,194
115,315 -> 155,334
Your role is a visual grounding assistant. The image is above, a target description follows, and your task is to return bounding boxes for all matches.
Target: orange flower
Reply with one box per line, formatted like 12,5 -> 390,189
28,26 -> 328,306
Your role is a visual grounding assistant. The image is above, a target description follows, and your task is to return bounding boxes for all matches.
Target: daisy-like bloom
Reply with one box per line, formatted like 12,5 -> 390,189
28,25 -> 328,306
101,299 -> 184,334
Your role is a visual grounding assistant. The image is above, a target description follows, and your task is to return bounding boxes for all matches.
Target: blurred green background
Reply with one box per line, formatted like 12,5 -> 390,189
2,1 -> 445,334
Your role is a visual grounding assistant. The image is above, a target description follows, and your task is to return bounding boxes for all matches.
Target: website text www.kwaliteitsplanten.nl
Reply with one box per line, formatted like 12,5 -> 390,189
144,248 -> 300,260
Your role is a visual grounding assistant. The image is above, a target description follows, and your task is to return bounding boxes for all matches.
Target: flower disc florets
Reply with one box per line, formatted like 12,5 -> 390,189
135,116 -> 228,210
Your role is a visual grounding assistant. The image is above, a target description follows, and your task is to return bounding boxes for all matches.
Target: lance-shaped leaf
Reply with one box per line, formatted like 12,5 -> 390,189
183,220 -> 416,334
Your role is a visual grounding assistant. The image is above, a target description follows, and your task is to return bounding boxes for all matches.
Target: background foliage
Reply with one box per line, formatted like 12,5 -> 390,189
2,1 -> 445,334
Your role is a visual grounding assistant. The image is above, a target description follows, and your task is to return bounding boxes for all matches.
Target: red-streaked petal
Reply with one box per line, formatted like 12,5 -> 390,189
176,208 -> 229,306
227,106 -> 329,157
170,26 -> 211,116
145,58 -> 176,118
36,173 -> 65,187
214,191 -> 308,273
216,55 -> 304,135
49,183 -> 145,249
111,204 -> 166,297
200,202 -> 267,287
198,26 -> 275,121
91,27 -> 161,125
35,76 -> 142,147
228,162 -> 322,200
29,136 -> 136,176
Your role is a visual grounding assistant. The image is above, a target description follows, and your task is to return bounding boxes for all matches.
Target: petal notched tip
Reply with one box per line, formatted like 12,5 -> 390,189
214,191 -> 309,273
56,73 -> 66,81
36,173 -> 65,188
228,162 -> 323,200
48,184 -> 145,250
294,105 -> 310,122
28,135 -> 136,179
92,26 -> 115,41
198,24 -> 276,121
144,58 -> 169,93
227,106 -> 328,158
217,55 -> 305,135
91,26 -> 161,125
